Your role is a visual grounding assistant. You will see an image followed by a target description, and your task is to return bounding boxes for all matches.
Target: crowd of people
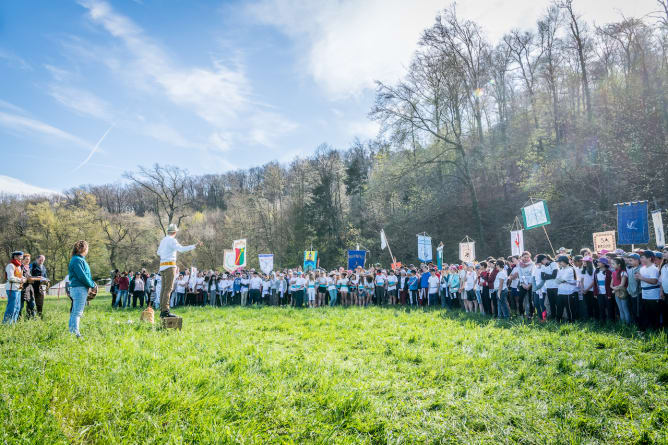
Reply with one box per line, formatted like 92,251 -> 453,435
4,227 -> 668,337
108,245 -> 668,331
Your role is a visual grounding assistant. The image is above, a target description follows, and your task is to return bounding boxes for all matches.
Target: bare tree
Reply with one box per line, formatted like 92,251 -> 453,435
558,0 -> 593,120
124,164 -> 195,235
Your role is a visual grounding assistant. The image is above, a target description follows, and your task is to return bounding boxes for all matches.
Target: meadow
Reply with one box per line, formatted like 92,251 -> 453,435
0,293 -> 666,444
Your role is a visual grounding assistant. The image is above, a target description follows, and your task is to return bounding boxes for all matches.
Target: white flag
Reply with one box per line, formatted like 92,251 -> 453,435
380,229 -> 388,250
258,254 -> 274,275
652,210 -> 665,248
511,230 -> 524,256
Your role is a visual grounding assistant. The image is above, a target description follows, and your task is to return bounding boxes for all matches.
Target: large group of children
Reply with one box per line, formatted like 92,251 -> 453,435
109,245 -> 668,331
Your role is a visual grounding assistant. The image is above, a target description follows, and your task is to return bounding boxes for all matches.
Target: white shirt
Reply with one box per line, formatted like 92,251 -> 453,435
464,271 -> 476,291
556,266 -> 578,295
387,275 -> 398,290
175,277 -> 187,293
494,270 -> 508,292
581,269 -> 594,292
249,277 -> 262,290
596,270 -> 607,295
294,277 -> 307,290
640,264 -> 660,300
661,264 -> 668,293
338,278 -> 349,289
156,235 -> 196,271
509,266 -> 519,288
327,277 -> 336,290
532,267 -> 544,294
543,262 -> 558,289
195,277 -> 204,290
428,275 -> 440,293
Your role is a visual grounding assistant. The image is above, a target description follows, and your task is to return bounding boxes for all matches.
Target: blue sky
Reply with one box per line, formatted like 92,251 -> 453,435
0,0 -> 659,194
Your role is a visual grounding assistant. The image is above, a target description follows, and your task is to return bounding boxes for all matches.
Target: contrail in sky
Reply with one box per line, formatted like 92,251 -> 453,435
73,123 -> 115,171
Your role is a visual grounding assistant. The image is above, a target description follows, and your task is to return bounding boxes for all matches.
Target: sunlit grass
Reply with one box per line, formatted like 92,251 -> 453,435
0,293 -> 666,444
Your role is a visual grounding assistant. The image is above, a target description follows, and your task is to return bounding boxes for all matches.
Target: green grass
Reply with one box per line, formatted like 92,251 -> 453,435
1,293 -> 667,444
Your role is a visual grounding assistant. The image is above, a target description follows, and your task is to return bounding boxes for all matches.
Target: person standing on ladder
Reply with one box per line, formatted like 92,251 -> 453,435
156,224 -> 201,319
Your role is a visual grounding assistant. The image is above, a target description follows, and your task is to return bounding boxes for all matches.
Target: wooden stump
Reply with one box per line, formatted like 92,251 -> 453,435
161,316 -> 182,330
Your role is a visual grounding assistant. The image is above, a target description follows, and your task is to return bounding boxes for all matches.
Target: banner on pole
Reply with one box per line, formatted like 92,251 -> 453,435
380,229 -> 388,250
303,250 -> 317,271
522,201 -> 551,229
459,242 -> 475,263
616,202 -> 649,245
258,254 -> 274,274
347,250 -> 366,270
652,210 -> 665,248
188,267 -> 198,290
223,249 -> 236,272
593,231 -> 616,253
436,244 -> 443,269
511,230 -> 524,256
391,261 -> 402,271
233,239 -> 247,268
417,235 -> 433,263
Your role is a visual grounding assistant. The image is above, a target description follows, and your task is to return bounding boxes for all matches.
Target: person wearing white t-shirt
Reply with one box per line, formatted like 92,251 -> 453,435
493,260 -> 510,318
463,266 -> 477,313
636,251 -> 661,330
540,256 -> 559,320
555,256 -> 578,322
293,272 -> 306,308
427,269 -> 440,307
249,272 -> 262,305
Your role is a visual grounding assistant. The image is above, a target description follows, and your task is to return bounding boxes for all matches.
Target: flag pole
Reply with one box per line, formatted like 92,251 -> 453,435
543,225 -> 556,257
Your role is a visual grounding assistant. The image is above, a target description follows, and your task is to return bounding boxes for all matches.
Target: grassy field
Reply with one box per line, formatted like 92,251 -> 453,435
0,293 -> 667,444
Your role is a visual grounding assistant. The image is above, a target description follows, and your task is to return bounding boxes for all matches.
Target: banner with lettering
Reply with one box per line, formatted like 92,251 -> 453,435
417,235 -> 433,263
592,231 -> 616,253
347,250 -> 366,270
303,250 -> 317,271
223,249 -> 236,272
522,201 -> 551,229
652,210 -> 665,248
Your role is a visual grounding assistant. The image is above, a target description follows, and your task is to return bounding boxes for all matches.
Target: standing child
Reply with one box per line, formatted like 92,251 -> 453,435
611,258 -> 630,324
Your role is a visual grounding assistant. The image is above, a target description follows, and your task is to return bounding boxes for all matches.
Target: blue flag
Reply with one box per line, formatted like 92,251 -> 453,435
617,202 -> 649,245
417,235 -> 433,262
347,250 -> 366,270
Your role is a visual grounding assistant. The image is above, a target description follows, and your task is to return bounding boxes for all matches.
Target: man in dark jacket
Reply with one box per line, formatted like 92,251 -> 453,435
30,255 -> 48,318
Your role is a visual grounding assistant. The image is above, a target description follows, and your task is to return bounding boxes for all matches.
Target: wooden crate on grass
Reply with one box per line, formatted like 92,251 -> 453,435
161,316 -> 182,330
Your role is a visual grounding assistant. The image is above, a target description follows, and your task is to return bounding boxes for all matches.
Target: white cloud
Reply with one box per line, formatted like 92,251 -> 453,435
75,0 -> 297,154
248,0 -> 443,99
249,0 -> 659,99
0,48 -> 31,70
79,0 -> 250,124
48,84 -> 113,120
0,108 -> 89,148
346,120 -> 379,140
0,175 -> 61,197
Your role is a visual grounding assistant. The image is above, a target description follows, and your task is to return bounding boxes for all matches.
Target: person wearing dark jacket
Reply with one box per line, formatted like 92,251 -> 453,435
30,255 -> 48,318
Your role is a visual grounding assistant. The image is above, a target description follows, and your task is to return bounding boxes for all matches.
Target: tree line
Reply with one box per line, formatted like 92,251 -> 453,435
2,0 -> 666,281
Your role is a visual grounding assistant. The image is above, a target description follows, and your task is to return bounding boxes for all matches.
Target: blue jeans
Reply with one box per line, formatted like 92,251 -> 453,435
533,292 -> 546,316
616,296 -> 631,324
69,287 -> 88,336
440,288 -> 448,308
3,290 -> 21,324
329,289 -> 338,306
115,290 -> 128,308
497,290 -> 510,318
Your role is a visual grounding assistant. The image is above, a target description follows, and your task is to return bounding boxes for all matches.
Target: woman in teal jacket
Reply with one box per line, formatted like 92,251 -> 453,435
68,240 -> 96,338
